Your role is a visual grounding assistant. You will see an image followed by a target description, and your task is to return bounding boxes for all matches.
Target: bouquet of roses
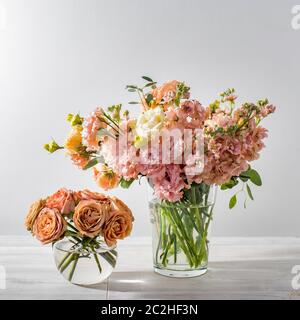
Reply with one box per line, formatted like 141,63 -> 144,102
44,77 -> 275,272
25,188 -> 134,281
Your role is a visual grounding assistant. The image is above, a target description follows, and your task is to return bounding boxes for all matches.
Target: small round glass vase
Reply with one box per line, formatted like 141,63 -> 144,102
53,238 -> 117,285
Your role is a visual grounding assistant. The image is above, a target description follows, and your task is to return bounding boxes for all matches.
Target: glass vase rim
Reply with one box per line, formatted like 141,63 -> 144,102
53,237 -> 116,254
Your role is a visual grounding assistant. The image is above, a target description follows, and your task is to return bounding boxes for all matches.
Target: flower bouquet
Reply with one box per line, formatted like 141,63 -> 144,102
44,77 -> 275,277
25,188 -> 134,284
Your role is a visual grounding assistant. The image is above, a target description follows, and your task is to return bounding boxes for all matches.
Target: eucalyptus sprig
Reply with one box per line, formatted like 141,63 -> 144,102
126,76 -> 157,108
221,166 -> 262,209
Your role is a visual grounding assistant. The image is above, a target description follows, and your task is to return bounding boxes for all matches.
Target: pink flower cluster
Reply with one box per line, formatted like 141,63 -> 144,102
103,87 -> 274,201
49,79 -> 275,202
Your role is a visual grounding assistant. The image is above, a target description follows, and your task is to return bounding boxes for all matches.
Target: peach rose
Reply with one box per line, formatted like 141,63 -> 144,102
73,199 -> 110,237
70,153 -> 89,169
33,208 -> 67,244
74,189 -> 110,203
103,196 -> 134,247
25,199 -> 46,231
93,164 -> 120,190
46,188 -> 75,214
152,80 -> 179,104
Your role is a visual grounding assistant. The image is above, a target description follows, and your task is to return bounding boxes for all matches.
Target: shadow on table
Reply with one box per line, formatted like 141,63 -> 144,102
78,260 -> 296,299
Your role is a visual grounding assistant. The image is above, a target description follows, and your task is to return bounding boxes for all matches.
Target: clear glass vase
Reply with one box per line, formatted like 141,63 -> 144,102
149,183 -> 216,278
53,238 -> 117,285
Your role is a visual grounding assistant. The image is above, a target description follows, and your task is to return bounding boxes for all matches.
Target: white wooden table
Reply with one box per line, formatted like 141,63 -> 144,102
0,236 -> 299,300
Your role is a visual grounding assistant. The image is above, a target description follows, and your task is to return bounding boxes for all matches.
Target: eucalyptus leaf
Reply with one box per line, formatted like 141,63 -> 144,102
144,82 -> 157,88
221,178 -> 238,190
120,177 -> 134,189
142,76 -> 153,82
229,195 -> 237,209
248,169 -> 262,186
246,184 -> 254,200
239,175 -> 249,182
126,85 -> 138,89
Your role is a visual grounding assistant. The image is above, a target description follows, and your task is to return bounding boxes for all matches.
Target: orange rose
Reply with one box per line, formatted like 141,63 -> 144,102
103,196 -> 134,247
64,125 -> 83,155
25,199 -> 46,231
74,189 -> 110,203
93,164 -> 120,190
46,188 -> 75,214
70,153 -> 89,169
73,199 -> 110,237
152,80 -> 179,105
33,208 -> 67,244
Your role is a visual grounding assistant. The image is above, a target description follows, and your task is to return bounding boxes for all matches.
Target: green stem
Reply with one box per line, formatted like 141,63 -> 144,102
170,206 -> 198,262
66,222 -> 78,232
173,234 -> 177,264
100,251 -> 117,268
58,252 -> 72,269
60,253 -> 75,273
155,220 -> 162,266
163,208 -> 195,267
68,254 -> 79,281
191,187 -> 203,232
93,253 -> 102,274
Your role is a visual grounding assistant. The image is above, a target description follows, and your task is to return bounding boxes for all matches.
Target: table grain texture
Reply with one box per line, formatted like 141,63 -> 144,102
0,236 -> 299,300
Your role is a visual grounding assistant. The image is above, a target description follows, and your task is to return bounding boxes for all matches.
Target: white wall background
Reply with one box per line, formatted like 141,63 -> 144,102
0,0 -> 299,237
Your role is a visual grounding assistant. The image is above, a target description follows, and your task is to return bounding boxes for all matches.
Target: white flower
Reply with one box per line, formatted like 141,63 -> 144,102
134,108 -> 165,148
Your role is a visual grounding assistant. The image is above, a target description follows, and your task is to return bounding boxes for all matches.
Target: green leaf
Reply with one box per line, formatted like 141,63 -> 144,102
66,113 -> 83,127
248,169 -> 262,186
83,158 -> 101,170
239,174 -> 249,182
246,184 -> 254,200
128,88 -> 136,92
126,85 -> 138,89
229,195 -> 237,209
144,82 -> 157,88
142,76 -> 153,82
44,140 -> 64,153
221,178 -> 238,190
128,101 -> 139,105
244,198 -> 247,209
146,93 -> 153,104
120,177 -> 134,189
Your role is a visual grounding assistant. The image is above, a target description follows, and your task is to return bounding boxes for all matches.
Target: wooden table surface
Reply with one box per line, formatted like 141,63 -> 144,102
0,236 -> 299,300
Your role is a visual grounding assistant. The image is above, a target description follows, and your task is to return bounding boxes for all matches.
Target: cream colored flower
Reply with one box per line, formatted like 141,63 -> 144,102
134,108 -> 165,148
